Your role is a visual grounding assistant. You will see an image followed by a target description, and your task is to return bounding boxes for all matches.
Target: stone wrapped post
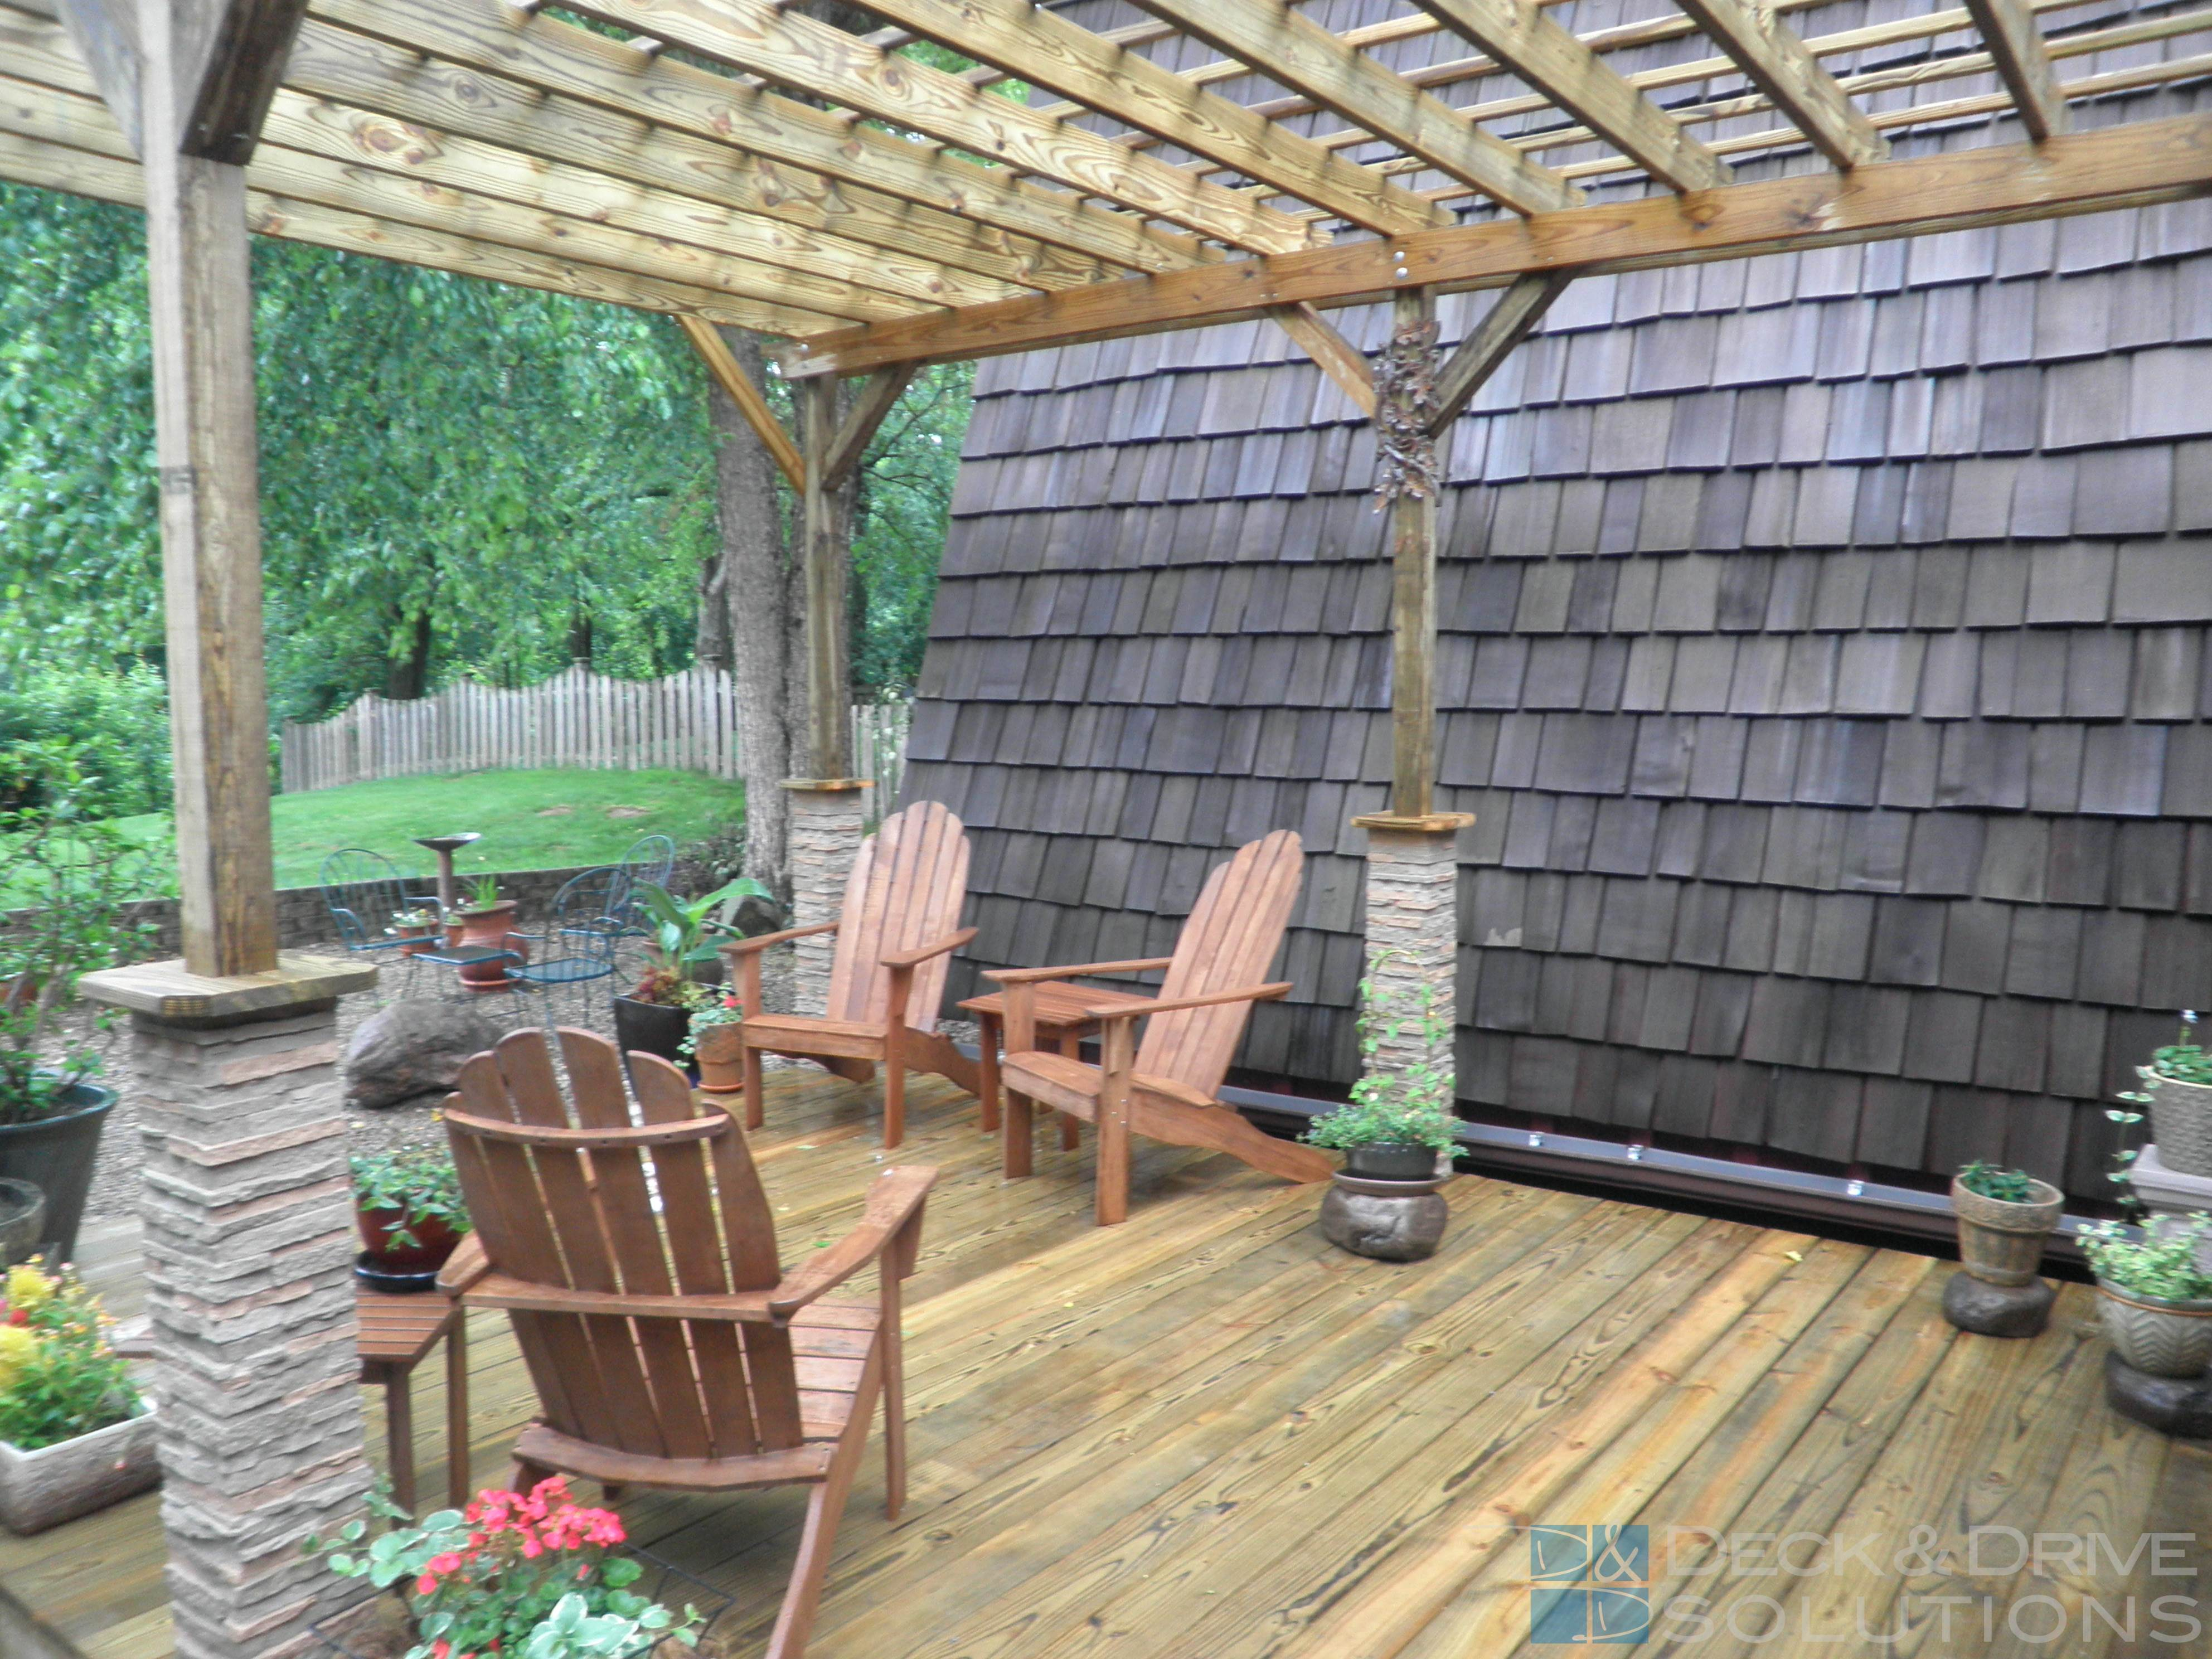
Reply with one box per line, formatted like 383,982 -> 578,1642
783,780 -> 870,1018
79,956 -> 377,1659
1351,812 -> 1472,1084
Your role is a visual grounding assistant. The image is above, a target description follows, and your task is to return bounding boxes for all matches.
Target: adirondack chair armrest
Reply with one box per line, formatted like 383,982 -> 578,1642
881,926 -> 978,971
767,1165 -> 939,1319
1083,982 -> 1293,1023
720,920 -> 841,957
437,1233 -> 492,1296
981,957 -> 1175,986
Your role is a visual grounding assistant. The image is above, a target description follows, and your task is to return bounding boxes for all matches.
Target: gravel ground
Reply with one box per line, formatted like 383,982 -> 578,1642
57,946 -> 982,1221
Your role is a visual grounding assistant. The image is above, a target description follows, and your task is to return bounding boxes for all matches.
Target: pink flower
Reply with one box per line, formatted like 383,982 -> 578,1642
415,1574 -> 438,1596
425,1552 -> 464,1577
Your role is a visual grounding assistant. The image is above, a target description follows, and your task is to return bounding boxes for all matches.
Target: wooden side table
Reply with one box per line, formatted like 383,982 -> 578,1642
958,983 -> 1155,1145
357,1290 -> 470,1514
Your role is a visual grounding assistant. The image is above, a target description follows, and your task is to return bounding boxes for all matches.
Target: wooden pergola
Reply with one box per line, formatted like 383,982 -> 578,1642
4,0 -> 2208,978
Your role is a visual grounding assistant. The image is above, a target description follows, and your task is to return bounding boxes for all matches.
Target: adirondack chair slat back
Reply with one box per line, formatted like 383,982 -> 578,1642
1137,830 -> 1304,1098
443,1027 -> 802,1463
827,801 -> 970,1031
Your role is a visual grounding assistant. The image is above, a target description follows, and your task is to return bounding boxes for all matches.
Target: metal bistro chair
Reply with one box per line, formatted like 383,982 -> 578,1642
607,834 -> 678,982
508,867 -> 626,1027
320,849 -> 440,994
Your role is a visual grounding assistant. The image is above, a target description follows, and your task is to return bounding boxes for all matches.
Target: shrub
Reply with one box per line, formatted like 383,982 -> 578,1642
2079,1213 -> 2212,1301
1957,1161 -> 2039,1203
0,663 -> 171,818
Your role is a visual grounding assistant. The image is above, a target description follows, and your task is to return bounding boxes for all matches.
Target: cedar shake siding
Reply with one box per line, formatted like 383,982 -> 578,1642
905,0 -> 2212,1206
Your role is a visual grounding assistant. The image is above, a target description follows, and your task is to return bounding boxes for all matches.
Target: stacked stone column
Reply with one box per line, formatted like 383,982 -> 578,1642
1351,813 -> 1472,1084
783,780 -> 870,1018
81,959 -> 375,1659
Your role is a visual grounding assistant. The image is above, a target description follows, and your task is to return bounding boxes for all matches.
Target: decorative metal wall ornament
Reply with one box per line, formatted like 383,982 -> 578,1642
1373,315 -> 1441,506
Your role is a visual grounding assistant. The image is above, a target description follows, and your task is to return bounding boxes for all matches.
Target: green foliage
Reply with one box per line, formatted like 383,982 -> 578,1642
848,362 -> 973,696
0,750 -> 166,1123
309,1478 -> 698,1659
677,988 -> 744,1058
1957,1161 -> 2039,1203
2148,1045 -> 2212,1085
350,1150 -> 471,1251
2079,1213 -> 2212,1301
460,874 -> 503,914
0,1260 -> 144,1452
1302,961 -> 1460,1153
635,879 -> 767,980
0,662 -> 171,818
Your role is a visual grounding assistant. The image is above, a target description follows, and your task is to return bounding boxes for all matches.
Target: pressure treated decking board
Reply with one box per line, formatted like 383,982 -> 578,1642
3,1069 -> 2205,1659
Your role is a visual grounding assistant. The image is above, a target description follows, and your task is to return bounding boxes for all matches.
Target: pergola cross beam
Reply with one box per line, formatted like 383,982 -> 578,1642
1962,0 -> 2069,140
1672,0 -> 1886,168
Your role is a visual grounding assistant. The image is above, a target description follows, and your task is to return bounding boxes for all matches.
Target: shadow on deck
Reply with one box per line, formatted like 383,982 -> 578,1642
4,1069 -> 2209,1658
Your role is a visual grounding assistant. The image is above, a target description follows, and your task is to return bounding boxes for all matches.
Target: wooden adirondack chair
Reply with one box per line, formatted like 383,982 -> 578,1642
438,1027 -> 935,1659
989,830 -> 1333,1224
722,800 -> 979,1147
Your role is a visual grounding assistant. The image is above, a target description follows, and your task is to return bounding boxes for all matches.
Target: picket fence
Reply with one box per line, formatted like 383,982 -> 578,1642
279,664 -> 911,802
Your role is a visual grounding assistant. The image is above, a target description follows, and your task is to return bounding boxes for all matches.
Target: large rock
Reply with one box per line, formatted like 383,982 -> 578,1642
342,998 -> 505,1109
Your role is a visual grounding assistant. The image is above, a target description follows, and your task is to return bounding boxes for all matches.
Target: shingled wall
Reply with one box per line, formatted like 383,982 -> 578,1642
904,5 -> 2212,1206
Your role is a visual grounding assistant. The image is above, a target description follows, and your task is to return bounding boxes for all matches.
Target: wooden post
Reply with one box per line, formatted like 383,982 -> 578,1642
1387,285 -> 1438,819
798,373 -> 851,782
144,137 -> 279,977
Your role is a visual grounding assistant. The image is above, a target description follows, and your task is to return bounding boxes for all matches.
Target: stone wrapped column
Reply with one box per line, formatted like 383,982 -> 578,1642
783,780 -> 870,1018
1351,812 -> 1473,1085
79,957 -> 377,1659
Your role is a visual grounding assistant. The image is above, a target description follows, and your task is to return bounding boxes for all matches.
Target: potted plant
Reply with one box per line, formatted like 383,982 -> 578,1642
680,990 -> 745,1096
352,1150 -> 471,1293
389,908 -> 440,958
2121,1012 -> 2212,1177
2080,1212 -> 2212,1377
308,1476 -> 708,1658
0,1258 -> 158,1533
1951,1161 -> 2064,1286
0,752 -> 162,1262
613,881 -> 764,1074
1303,966 -> 1459,1260
450,876 -> 519,992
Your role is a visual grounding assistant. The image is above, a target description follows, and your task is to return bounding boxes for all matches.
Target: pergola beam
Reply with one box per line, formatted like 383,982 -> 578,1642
1430,272 -> 1571,431
1271,303 -> 1376,418
170,0 -> 308,162
308,0 -> 1214,278
678,315 -> 806,492
1130,0 -> 1582,216
850,0 -> 1447,237
550,0 -> 1318,254
1672,0 -> 1886,169
1962,0 -> 2068,141
783,113 -> 2212,375
822,366 -> 919,493
1410,0 -> 1728,192
52,0 -> 139,149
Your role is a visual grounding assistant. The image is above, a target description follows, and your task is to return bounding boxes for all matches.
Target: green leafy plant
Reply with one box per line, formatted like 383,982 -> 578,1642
1957,1161 -> 2040,1204
677,989 -> 744,1058
351,1149 -> 471,1251
0,746 -> 165,1124
2108,1011 -> 2210,1217
0,1259 -> 144,1451
2079,1213 -> 2212,1302
634,879 -> 768,983
1302,959 -> 1459,1154
392,907 -> 440,930
457,874 -> 504,916
308,1477 -> 701,1659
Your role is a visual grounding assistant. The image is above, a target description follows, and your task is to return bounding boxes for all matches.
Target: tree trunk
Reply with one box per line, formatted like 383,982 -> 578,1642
695,551 -> 732,673
384,608 -> 432,700
708,326 -> 799,899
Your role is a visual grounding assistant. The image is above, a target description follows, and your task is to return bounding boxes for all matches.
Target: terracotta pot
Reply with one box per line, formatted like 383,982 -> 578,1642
355,1205 -> 462,1275
453,900 -> 518,991
2145,1073 -> 2212,1178
694,1022 -> 745,1095
1949,1174 -> 2063,1286
0,1406 -> 160,1534
394,924 -> 437,958
2097,1280 -> 2212,1377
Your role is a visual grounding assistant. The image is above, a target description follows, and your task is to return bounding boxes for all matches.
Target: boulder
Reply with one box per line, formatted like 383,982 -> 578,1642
342,998 -> 505,1110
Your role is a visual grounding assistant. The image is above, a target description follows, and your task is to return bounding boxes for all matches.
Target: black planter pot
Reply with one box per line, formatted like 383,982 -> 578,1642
1345,1142 -> 1438,1182
0,1081 -> 117,1263
613,995 -> 697,1081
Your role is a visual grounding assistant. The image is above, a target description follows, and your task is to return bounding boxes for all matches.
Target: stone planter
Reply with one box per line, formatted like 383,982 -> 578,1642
693,1022 -> 745,1095
1950,1174 -> 2063,1286
2097,1281 -> 2212,1378
1320,1171 -> 1449,1262
0,1080 -> 116,1264
0,1406 -> 159,1534
2144,1073 -> 2212,1177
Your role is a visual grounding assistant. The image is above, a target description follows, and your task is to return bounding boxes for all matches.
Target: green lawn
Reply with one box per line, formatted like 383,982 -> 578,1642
128,768 -> 743,893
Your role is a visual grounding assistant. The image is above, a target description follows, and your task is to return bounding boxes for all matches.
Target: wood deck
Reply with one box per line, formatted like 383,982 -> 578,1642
4,1069 -> 2208,1659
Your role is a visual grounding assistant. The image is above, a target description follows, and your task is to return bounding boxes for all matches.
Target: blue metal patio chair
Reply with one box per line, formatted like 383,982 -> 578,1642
320,849 -> 439,958
508,866 -> 625,1026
